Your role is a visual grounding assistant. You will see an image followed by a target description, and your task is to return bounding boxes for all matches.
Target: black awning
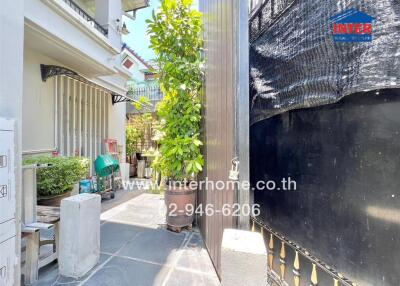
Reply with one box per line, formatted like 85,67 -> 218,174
40,64 -> 139,105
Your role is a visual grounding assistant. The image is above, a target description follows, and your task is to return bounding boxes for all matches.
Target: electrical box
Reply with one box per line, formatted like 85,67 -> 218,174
0,118 -> 16,286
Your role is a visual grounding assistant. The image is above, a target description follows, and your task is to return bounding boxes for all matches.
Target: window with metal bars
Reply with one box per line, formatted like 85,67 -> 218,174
55,76 -> 109,162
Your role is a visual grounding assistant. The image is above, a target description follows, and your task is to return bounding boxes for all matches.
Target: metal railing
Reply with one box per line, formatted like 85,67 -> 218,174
128,85 -> 163,103
249,0 -> 296,42
63,0 -> 108,36
251,217 -> 355,286
249,0 -> 263,14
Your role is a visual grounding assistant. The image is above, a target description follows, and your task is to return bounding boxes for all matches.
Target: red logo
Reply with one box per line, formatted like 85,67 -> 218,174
331,9 -> 375,42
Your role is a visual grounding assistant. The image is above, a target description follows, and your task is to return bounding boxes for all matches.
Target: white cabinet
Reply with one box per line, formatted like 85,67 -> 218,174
0,220 -> 15,245
0,118 -> 16,286
0,237 -> 15,286
0,129 -> 15,224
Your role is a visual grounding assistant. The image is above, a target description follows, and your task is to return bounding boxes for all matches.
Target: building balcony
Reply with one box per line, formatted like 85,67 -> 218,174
73,0 -> 150,15
24,0 -> 150,80
24,0 -> 122,78
62,0 -> 108,36
122,0 -> 150,13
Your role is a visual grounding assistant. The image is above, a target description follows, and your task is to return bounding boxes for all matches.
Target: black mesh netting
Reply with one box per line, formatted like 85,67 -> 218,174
249,0 -> 400,124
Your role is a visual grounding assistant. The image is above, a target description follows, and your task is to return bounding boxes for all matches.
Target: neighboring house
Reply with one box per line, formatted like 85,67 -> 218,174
121,44 -> 155,88
121,45 -> 162,115
2,0 -> 150,284
22,0 -> 149,166
144,59 -> 159,83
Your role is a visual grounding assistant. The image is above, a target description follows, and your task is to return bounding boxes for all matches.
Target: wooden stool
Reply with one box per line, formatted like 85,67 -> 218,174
22,206 -> 60,284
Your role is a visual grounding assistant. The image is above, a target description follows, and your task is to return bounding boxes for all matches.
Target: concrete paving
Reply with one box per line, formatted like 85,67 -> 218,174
33,193 -> 220,286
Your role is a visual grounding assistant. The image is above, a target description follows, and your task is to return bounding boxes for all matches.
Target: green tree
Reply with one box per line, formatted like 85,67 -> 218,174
126,125 -> 144,156
147,0 -> 204,181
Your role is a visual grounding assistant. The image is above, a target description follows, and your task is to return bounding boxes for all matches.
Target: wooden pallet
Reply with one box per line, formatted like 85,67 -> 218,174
167,224 -> 193,233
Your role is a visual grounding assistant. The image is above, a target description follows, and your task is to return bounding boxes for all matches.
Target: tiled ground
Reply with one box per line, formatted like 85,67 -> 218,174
33,194 -> 220,286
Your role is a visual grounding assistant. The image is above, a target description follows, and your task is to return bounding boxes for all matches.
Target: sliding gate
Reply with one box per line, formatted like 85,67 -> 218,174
198,0 -> 250,275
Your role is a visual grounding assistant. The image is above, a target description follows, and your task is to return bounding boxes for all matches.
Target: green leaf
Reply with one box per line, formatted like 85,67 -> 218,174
193,139 -> 202,146
148,0 -> 204,180
23,156 -> 89,196
195,161 -> 202,171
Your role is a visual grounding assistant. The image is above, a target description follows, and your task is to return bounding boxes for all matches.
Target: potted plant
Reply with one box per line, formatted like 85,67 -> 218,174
23,156 -> 90,206
126,112 -> 156,178
147,0 -> 204,231
126,125 -> 143,177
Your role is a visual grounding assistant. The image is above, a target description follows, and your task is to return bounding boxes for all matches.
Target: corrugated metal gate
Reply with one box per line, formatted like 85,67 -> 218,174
198,0 -> 249,276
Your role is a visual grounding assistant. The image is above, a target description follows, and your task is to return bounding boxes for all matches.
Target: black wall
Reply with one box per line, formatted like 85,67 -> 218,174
251,89 -> 400,286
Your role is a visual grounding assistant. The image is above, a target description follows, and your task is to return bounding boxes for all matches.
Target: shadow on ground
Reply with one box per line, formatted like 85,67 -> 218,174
33,194 -> 220,286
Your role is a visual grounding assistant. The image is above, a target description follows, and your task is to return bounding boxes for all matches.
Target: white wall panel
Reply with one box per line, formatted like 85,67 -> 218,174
0,237 -> 16,286
22,49 -> 56,152
0,128 -> 15,226
78,83 -> 82,156
53,77 -> 111,166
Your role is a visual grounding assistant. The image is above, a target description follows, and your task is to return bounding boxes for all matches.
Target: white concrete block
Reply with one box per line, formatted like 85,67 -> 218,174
120,162 -> 130,181
71,183 -> 80,196
221,229 -> 268,286
59,194 -> 101,278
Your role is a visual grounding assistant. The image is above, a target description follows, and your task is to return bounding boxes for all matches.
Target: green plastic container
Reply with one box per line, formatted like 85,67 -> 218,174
94,155 -> 119,177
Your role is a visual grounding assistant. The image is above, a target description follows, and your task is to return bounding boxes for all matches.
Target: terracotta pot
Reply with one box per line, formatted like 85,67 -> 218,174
37,191 -> 72,207
145,167 -> 153,179
129,164 -> 137,177
165,183 -> 196,228
128,155 -> 138,177
137,160 -> 146,178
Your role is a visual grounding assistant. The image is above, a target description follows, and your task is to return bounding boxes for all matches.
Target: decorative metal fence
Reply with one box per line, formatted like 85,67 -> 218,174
127,114 -> 157,153
127,85 -> 163,114
63,0 -> 108,36
128,85 -> 163,102
251,217 -> 355,286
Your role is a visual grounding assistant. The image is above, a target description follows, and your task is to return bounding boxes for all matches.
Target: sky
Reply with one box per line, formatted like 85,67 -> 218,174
122,0 -> 161,61
123,0 -> 199,62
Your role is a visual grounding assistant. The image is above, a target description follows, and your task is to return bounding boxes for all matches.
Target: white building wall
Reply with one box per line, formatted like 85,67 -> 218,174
24,0 -> 119,77
22,54 -> 120,162
95,0 -> 123,51
0,0 -> 24,284
108,102 -> 126,162
22,46 -> 127,166
22,48 -> 57,153
23,0 -> 130,165
129,63 -> 146,85
97,73 -> 130,93
121,49 -> 148,86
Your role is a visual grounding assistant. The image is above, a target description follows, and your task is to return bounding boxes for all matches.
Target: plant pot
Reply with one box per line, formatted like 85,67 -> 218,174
37,191 -> 72,207
145,167 -> 153,178
130,164 -> 137,177
137,160 -> 146,178
165,183 -> 196,228
71,182 -> 80,196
